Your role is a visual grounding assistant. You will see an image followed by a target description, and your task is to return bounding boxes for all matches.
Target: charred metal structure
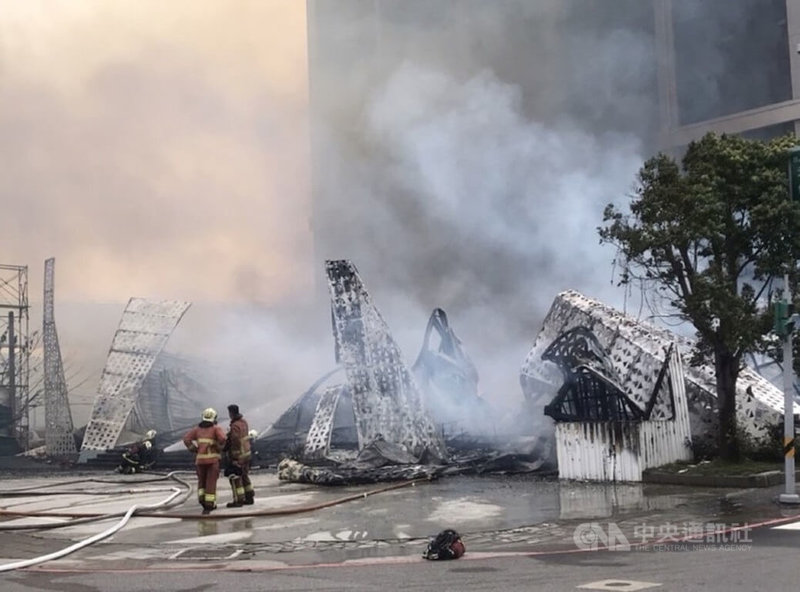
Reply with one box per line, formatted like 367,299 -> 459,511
42,258 -> 76,458
262,305 -> 491,463
264,262 -> 459,467
523,295 -> 692,481
523,290 -> 798,480
260,368 -> 358,459
411,308 -> 490,438
127,351 -> 207,442
79,298 -> 190,462
541,327 -> 674,423
324,260 -> 446,460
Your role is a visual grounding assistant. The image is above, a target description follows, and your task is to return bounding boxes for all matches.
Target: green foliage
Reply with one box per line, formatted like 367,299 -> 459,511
600,132 -> 800,354
736,423 -> 786,462
599,132 -> 800,459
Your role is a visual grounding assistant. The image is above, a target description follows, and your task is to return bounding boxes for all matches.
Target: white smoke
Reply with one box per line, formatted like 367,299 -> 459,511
317,62 -> 643,424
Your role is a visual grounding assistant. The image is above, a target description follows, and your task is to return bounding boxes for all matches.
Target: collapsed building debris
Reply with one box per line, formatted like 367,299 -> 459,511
127,351 -> 209,443
411,308 -> 491,439
265,260 -> 450,478
259,368 -> 358,458
78,298 -> 191,462
326,259 -> 448,460
261,306 -> 494,462
267,260 -> 554,484
533,323 -> 691,481
522,290 -> 799,480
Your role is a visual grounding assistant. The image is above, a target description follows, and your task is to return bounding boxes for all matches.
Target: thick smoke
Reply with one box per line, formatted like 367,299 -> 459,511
0,1 -> 316,430
310,1 -> 655,434
10,2 -> 779,442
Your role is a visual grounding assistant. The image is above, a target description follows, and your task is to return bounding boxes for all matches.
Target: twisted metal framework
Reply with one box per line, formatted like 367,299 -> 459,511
326,260 -> 447,460
79,298 -> 190,460
304,384 -> 345,459
522,290 -> 798,448
542,326 -> 674,423
411,308 -> 486,436
42,258 -> 76,457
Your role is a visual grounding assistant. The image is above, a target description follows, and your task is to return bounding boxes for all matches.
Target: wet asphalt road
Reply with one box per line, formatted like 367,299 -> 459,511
0,467 -> 799,589
2,525 -> 800,592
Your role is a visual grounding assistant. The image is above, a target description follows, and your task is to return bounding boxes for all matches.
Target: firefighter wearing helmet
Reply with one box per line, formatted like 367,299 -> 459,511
182,407 -> 226,514
115,428 -> 158,474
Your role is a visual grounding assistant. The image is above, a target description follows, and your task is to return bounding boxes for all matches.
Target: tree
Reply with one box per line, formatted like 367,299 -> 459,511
599,132 -> 800,461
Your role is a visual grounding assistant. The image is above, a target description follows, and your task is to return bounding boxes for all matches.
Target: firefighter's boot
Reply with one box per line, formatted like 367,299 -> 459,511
227,476 -> 244,508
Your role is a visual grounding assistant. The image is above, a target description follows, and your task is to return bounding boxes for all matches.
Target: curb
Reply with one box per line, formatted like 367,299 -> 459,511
642,469 -> 800,488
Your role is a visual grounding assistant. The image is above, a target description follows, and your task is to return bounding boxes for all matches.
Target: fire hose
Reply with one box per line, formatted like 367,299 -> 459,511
0,472 -> 428,571
0,476 -> 428,521
0,471 -> 193,572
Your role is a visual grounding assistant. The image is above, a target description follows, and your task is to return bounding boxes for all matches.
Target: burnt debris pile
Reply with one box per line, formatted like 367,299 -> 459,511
259,260 -> 554,484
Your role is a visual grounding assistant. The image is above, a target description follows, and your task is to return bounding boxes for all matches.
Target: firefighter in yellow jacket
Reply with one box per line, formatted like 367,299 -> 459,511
224,404 -> 253,507
183,408 -> 226,514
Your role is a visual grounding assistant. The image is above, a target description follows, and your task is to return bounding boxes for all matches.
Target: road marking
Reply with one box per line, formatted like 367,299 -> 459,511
577,580 -> 662,591
772,520 -> 800,530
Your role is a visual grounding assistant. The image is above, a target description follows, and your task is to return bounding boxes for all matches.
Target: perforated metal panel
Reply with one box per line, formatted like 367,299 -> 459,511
304,385 -> 343,459
42,258 -> 76,457
79,298 -> 190,459
522,290 -> 798,447
326,260 -> 446,459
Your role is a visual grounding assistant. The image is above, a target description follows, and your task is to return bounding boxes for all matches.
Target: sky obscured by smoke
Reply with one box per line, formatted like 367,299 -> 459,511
309,1 -> 656,423
1,0 -> 311,304
1,1 -> 316,426
3,1 -> 709,433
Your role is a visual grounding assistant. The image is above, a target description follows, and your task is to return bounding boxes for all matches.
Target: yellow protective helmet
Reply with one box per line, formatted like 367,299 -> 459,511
201,407 -> 218,422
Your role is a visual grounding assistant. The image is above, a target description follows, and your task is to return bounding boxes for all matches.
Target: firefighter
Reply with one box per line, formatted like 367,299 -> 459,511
183,408 -> 226,514
116,429 -> 158,474
248,429 -> 261,467
224,404 -> 253,507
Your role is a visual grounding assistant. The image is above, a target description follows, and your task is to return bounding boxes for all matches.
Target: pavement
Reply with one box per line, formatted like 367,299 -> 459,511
1,465 -> 799,573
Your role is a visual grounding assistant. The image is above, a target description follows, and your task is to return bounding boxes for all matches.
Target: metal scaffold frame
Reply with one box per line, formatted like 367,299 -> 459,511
0,264 -> 31,451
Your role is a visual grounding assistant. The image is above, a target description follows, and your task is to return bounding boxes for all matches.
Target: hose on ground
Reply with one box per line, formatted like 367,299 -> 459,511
0,472 -> 194,532
0,476 -> 428,522
0,472 -> 192,573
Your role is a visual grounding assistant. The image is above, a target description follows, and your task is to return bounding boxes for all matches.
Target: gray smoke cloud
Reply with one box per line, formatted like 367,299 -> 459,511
12,1 -> 781,442
309,1 -> 656,433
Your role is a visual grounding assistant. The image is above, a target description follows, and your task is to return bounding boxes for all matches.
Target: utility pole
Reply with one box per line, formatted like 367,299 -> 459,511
777,147 -> 800,505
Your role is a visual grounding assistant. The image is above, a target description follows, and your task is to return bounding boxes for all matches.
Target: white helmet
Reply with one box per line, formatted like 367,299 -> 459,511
201,407 -> 217,422
248,429 -> 258,439
143,440 -> 153,451
144,429 -> 157,440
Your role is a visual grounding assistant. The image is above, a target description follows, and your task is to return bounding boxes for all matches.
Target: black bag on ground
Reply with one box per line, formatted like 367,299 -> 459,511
423,528 -> 466,560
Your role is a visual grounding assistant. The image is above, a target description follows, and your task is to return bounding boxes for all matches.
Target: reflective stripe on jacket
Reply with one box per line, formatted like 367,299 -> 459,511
183,424 -> 226,465
227,416 -> 251,462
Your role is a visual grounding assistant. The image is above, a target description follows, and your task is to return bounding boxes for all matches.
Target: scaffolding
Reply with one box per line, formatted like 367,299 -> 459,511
0,264 -> 30,453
